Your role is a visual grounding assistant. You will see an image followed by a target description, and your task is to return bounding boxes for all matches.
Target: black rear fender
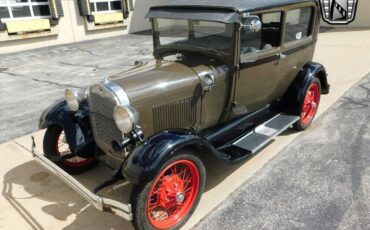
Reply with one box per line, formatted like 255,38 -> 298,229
281,62 -> 329,114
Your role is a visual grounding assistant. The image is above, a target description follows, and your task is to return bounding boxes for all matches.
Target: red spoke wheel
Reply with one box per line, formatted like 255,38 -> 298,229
131,153 -> 206,230
56,130 -> 94,168
295,78 -> 321,130
43,125 -> 98,175
147,160 -> 199,229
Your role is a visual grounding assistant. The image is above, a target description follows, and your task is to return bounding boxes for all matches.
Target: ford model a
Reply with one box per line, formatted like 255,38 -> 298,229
34,0 -> 329,229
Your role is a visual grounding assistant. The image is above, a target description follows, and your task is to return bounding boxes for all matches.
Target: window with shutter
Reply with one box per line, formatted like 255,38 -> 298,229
0,0 -> 63,31
78,0 -> 129,23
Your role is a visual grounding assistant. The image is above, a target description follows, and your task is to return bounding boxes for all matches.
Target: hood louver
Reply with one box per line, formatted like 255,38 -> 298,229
153,97 -> 197,132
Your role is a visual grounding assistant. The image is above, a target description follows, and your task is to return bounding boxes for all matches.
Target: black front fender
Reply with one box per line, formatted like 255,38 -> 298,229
122,130 -> 226,185
39,99 -> 92,151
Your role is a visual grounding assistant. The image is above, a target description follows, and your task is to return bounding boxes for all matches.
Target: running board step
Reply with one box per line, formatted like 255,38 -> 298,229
232,113 -> 300,154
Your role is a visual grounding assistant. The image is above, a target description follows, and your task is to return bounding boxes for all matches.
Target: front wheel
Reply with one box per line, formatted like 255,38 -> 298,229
43,125 -> 98,175
294,78 -> 321,131
130,153 -> 206,230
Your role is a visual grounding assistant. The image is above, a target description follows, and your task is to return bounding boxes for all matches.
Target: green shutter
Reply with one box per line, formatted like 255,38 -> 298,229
78,0 -> 92,16
0,19 -> 6,31
122,0 -> 129,18
128,0 -> 134,11
49,0 -> 64,19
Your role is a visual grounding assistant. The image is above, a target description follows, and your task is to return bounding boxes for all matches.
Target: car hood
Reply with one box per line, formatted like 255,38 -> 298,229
108,59 -> 202,135
109,59 -> 200,107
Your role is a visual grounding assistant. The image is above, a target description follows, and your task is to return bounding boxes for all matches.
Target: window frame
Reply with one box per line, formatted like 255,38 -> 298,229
89,0 -> 123,15
282,4 -> 317,50
0,0 -> 51,22
239,10 -> 284,64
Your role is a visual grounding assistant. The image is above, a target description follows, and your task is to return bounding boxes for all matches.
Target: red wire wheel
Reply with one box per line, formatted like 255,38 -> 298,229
300,82 -> 320,126
146,159 -> 200,229
43,125 -> 98,175
294,78 -> 321,131
56,130 -> 94,168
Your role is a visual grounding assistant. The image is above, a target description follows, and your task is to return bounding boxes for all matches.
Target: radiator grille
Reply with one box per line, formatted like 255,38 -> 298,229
93,115 -> 123,148
88,84 -> 124,155
88,87 -> 117,120
153,97 -> 196,132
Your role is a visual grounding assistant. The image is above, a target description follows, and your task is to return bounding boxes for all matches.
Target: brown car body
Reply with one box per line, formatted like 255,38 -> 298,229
38,0 -> 329,229
94,0 -> 328,153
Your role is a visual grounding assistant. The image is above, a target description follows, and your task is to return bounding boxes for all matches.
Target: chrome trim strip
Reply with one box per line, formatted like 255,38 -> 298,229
103,79 -> 130,106
31,149 -> 132,221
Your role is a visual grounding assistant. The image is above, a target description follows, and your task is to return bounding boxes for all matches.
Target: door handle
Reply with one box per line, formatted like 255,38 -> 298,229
276,53 -> 286,59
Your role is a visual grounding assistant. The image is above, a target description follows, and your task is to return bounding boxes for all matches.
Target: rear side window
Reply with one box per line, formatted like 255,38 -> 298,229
284,7 -> 313,43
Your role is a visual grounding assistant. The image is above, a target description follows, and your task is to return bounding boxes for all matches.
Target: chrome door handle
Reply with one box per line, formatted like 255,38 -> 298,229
276,53 -> 286,59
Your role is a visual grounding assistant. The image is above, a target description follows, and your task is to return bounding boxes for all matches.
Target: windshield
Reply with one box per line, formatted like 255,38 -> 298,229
154,19 -> 235,58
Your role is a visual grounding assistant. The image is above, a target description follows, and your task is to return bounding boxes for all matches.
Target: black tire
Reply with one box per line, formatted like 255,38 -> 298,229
294,77 -> 321,131
43,125 -> 98,175
130,152 -> 206,230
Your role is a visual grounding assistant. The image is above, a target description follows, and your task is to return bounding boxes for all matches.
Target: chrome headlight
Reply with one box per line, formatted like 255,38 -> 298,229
113,106 -> 138,133
65,88 -> 82,111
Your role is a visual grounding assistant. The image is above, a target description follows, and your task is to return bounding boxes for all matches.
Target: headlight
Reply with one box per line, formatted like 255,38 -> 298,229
65,88 -> 82,111
113,106 -> 138,133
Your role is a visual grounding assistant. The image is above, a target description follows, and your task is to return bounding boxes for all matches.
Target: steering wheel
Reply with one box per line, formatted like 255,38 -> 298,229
205,36 -> 220,50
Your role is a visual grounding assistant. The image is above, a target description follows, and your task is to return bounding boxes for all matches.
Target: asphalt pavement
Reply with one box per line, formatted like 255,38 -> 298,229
0,32 -> 152,144
196,75 -> 370,230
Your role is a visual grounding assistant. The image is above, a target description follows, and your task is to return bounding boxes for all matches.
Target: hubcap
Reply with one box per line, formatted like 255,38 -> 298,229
147,160 -> 200,230
301,83 -> 320,126
176,193 -> 185,204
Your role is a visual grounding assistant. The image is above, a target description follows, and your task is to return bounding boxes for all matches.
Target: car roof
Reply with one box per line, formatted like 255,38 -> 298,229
152,0 -> 318,13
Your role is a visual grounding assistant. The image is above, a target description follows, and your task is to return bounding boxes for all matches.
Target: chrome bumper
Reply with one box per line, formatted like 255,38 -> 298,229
31,146 -> 132,221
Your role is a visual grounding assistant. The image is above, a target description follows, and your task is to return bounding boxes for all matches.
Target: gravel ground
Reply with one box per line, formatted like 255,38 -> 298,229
196,75 -> 370,230
0,32 -> 153,143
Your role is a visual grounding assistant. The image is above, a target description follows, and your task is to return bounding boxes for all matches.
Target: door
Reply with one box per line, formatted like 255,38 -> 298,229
233,11 -> 286,117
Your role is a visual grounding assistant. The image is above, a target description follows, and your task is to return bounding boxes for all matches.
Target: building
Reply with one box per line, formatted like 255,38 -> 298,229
0,0 -> 369,54
0,0 -> 167,53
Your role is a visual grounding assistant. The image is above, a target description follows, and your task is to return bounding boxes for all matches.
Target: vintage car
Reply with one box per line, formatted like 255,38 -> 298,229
34,0 -> 329,229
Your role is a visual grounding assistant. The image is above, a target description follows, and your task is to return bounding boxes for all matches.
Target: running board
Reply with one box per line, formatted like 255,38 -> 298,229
232,113 -> 299,154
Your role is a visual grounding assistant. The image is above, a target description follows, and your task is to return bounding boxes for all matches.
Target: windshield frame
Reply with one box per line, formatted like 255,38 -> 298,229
151,18 -> 237,64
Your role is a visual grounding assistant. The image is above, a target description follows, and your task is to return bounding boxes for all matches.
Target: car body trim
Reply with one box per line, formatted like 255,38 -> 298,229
103,78 -> 130,106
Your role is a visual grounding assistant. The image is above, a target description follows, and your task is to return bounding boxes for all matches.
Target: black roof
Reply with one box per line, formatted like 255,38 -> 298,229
152,0 -> 318,13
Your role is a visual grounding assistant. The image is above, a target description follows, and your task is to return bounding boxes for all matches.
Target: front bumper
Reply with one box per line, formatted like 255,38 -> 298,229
31,146 -> 133,221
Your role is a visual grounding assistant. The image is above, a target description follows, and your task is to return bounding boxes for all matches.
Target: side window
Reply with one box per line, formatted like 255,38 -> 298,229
240,12 -> 282,55
284,7 -> 313,43
90,0 -> 123,14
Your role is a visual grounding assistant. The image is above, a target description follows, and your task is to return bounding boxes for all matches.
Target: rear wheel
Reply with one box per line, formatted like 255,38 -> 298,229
43,125 -> 98,175
294,78 -> 321,130
131,153 -> 205,230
